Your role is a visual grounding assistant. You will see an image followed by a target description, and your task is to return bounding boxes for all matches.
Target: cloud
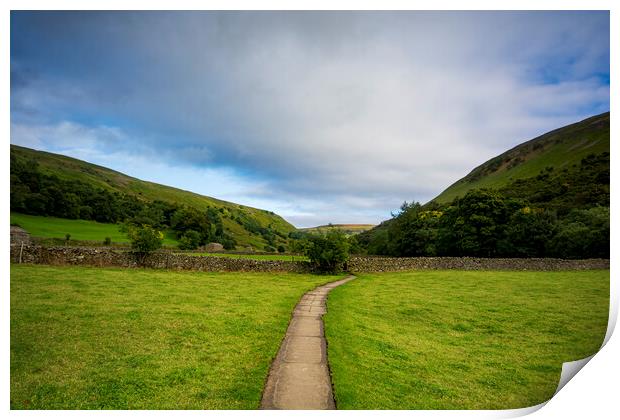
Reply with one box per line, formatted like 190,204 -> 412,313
10,11 -> 610,227
10,120 -> 279,208
11,121 -> 125,154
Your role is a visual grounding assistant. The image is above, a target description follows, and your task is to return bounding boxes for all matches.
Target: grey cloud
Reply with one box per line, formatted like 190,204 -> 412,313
11,11 -> 609,226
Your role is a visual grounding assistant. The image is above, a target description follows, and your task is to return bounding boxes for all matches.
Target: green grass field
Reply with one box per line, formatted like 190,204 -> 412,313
10,213 -> 179,246
182,252 -> 309,262
324,270 -> 609,409
10,265 -> 338,409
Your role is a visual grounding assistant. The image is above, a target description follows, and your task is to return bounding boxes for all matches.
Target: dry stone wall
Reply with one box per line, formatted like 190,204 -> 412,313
10,245 -> 610,272
347,256 -> 609,272
10,245 -> 307,272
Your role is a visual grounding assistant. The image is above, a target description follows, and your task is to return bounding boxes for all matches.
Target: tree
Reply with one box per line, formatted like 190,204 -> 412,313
170,206 -> 224,245
121,224 -> 163,263
357,223 -> 390,255
10,176 -> 30,213
178,230 -> 201,250
347,235 -> 363,255
387,203 -> 442,256
550,207 -> 609,258
497,208 -> 557,257
128,206 -> 165,228
437,189 -> 521,257
24,193 -> 48,215
304,230 -> 350,273
220,236 -> 237,250
78,205 -> 93,220
290,238 -> 308,254
60,193 -> 81,219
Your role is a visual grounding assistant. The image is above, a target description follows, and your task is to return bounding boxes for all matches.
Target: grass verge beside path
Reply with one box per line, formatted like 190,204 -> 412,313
324,270 -> 609,409
10,265 -> 337,409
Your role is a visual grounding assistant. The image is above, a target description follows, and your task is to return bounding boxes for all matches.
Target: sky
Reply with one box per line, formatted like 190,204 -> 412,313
10,11 -> 610,227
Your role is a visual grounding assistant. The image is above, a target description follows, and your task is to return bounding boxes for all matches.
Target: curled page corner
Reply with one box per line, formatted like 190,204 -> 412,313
496,304 -> 615,418
549,281 -> 618,397
553,354 -> 595,396
550,305 -> 614,398
602,296 -> 617,348
493,354 -> 598,419
493,401 -> 547,419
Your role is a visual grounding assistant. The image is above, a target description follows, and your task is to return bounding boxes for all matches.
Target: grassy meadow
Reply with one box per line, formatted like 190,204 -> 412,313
10,265 -> 338,409
10,263 -> 609,410
324,270 -> 609,409
10,213 -> 180,246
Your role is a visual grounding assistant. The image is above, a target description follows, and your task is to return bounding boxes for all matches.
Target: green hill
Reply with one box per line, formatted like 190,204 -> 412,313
300,224 -> 375,235
358,112 -> 610,258
10,145 -> 295,250
433,112 -> 610,203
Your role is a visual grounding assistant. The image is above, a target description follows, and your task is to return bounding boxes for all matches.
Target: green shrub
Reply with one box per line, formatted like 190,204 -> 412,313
121,224 -> 163,263
550,207 -> 609,258
277,245 -> 286,253
498,209 -> 556,257
304,230 -> 350,273
103,237 -> 112,246
178,230 -> 201,250
221,237 -> 237,250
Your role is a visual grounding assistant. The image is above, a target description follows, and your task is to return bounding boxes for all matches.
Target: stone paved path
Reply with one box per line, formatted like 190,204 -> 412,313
260,275 -> 356,410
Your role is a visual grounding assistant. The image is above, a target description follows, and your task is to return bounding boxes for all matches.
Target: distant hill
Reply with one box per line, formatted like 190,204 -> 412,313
300,224 -> 375,235
433,112 -> 610,203
10,145 -> 295,250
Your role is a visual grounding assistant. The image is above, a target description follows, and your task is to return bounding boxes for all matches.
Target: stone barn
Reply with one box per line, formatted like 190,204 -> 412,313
10,226 -> 31,245
205,242 -> 225,252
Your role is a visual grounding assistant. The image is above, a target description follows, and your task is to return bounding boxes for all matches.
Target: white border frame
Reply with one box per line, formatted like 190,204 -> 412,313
2,2 -> 616,419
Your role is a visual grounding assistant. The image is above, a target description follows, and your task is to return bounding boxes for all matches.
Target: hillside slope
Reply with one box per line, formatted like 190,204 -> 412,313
300,224 -> 375,235
433,112 -> 610,203
359,112 -> 610,257
10,145 -> 295,249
